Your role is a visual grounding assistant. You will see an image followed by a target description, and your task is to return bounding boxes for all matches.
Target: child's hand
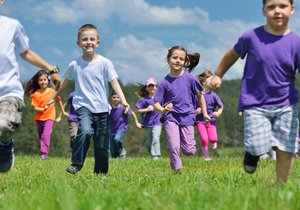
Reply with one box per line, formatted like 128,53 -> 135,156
204,114 -> 211,123
147,105 -> 154,112
239,111 -> 243,117
213,111 -> 220,118
123,103 -> 130,114
210,75 -> 222,89
163,103 -> 173,113
136,122 -> 142,129
44,104 -> 50,111
55,117 -> 61,123
196,108 -> 202,115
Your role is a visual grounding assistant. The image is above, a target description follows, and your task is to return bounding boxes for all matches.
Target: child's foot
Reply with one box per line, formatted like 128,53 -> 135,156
0,140 -> 14,173
212,142 -> 217,150
243,151 -> 260,173
40,154 -> 48,160
66,165 -> 81,175
173,169 -> 182,174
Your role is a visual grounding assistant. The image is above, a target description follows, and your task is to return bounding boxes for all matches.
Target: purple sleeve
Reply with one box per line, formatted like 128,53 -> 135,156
233,30 -> 250,59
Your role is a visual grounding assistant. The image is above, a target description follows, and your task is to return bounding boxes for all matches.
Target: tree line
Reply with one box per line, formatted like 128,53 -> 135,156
13,77 -> 300,157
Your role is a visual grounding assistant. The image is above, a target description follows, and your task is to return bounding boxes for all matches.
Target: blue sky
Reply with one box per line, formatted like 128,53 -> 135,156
1,0 -> 300,84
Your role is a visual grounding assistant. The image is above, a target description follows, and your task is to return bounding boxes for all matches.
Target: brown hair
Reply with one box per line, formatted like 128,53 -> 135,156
167,46 -> 200,73
24,70 -> 50,96
263,0 -> 293,6
198,70 -> 213,85
77,24 -> 99,40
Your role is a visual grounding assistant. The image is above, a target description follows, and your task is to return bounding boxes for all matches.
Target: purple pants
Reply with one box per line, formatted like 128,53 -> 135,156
164,120 -> 196,170
36,120 -> 53,155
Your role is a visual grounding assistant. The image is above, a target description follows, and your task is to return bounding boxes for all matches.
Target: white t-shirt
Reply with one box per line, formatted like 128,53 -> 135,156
63,54 -> 118,113
0,16 -> 29,100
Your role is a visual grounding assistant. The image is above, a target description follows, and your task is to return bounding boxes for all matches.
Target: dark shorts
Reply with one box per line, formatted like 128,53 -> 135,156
0,97 -> 24,132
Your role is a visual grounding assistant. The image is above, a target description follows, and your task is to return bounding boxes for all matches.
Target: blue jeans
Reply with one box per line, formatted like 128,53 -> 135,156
109,130 -> 127,158
71,107 -> 109,174
145,125 -> 162,157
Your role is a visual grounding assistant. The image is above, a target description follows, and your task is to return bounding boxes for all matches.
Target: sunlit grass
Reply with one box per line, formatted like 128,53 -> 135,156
0,152 -> 300,210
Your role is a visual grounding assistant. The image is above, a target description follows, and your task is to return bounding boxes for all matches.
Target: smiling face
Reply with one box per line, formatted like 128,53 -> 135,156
263,0 -> 294,34
146,84 -> 157,96
38,74 -> 49,91
168,49 -> 186,76
111,94 -> 121,107
77,29 -> 100,60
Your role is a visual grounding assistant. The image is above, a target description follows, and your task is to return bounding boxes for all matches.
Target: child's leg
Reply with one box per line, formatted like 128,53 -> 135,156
93,112 -> 109,174
70,107 -> 93,169
150,125 -> 162,157
196,123 -> 209,148
180,125 -> 196,156
69,121 -> 79,150
114,130 -> 127,157
196,123 -> 209,158
272,104 -> 298,182
39,120 -> 53,156
144,127 -> 152,154
109,134 -> 118,158
164,121 -> 182,170
207,124 -> 218,144
275,149 -> 293,183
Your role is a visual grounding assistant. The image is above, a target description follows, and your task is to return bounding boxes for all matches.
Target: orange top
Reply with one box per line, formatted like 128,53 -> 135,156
31,88 -> 61,121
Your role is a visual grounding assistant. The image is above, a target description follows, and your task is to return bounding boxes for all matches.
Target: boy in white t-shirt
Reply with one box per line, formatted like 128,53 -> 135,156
61,24 -> 129,175
0,0 -> 61,172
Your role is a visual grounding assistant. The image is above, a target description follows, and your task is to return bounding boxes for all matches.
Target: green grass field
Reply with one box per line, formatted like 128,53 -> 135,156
1,150 -> 300,210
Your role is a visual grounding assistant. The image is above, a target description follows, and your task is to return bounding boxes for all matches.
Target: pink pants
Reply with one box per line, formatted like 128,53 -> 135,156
196,122 -> 218,148
164,120 -> 196,170
36,120 -> 53,155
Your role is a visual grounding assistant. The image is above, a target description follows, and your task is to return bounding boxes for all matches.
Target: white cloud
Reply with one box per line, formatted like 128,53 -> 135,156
106,35 -> 168,83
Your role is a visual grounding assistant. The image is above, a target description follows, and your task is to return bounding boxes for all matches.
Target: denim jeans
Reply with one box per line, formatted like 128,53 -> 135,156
144,125 -> 162,157
109,130 -> 127,158
71,107 -> 109,174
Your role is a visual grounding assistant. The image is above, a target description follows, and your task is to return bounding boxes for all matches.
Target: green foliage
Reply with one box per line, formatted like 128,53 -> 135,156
13,77 -> 300,156
1,155 -> 300,210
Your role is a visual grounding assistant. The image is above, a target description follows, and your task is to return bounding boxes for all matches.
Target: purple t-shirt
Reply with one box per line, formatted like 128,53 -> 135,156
234,26 -> 300,111
109,105 -> 133,134
136,96 -> 162,127
66,92 -> 78,122
154,71 -> 203,126
195,91 -> 223,125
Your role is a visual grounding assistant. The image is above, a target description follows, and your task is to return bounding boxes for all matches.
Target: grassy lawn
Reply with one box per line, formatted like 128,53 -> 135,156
1,151 -> 300,210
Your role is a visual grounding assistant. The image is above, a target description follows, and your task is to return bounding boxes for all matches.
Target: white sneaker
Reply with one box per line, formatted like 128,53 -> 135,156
212,143 -> 217,150
204,157 -> 211,161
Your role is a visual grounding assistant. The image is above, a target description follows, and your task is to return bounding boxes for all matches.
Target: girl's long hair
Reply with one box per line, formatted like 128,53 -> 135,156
135,83 -> 148,98
24,70 -> 50,96
167,46 -> 200,73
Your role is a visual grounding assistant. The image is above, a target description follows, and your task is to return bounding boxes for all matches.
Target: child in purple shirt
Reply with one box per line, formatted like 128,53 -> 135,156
154,46 -> 210,173
196,70 -> 223,161
211,0 -> 300,183
110,91 -> 141,158
136,78 -> 162,159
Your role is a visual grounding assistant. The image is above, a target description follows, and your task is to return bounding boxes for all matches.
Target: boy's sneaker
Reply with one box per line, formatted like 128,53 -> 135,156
243,151 -> 260,174
66,165 -> 80,175
0,140 -> 14,173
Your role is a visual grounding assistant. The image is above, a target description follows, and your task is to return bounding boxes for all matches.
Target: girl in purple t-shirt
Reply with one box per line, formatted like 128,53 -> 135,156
196,70 -> 223,161
136,77 -> 162,160
110,91 -> 141,158
153,46 -> 210,174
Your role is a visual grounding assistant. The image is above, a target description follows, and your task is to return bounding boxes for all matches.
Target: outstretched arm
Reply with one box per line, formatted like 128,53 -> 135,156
154,101 -> 173,114
197,93 -> 211,122
130,111 -> 142,129
20,49 -> 61,90
211,48 -> 239,89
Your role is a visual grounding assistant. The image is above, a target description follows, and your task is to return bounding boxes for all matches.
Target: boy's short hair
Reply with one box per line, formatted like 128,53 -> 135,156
263,0 -> 293,5
77,24 -> 99,40
111,90 -> 117,96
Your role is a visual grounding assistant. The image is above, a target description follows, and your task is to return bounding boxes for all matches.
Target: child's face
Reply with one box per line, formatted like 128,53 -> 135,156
168,49 -> 186,73
263,0 -> 294,32
77,29 -> 100,56
146,84 -> 157,95
111,94 -> 121,106
38,74 -> 49,90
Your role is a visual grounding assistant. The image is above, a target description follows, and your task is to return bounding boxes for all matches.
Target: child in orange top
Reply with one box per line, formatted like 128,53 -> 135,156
25,70 -> 65,160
